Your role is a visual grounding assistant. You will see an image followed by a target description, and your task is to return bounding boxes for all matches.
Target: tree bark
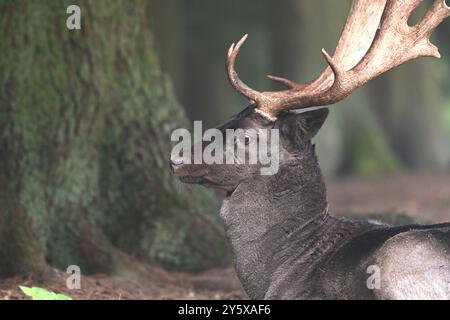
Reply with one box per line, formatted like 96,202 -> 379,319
0,0 -> 230,278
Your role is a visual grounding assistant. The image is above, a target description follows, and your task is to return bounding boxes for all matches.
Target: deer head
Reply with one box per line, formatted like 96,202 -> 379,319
171,0 -> 450,192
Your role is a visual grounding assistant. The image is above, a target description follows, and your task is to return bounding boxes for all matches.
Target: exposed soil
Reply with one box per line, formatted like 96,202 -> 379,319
0,267 -> 246,300
1,172 -> 449,300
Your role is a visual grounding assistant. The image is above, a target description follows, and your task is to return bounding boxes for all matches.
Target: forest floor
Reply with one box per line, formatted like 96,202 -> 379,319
1,172 -> 449,300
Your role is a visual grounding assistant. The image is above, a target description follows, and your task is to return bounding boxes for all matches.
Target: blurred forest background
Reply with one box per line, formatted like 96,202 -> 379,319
0,0 -> 450,299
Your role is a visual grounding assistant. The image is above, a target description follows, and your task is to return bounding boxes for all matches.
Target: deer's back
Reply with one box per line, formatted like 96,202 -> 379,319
313,222 -> 450,300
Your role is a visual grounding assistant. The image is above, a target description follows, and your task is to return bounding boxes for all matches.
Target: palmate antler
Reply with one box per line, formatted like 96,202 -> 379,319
226,0 -> 450,121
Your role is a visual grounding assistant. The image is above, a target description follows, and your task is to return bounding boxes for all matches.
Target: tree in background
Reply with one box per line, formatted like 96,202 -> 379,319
0,0 -> 230,279
152,0 -> 271,128
436,15 -> 450,142
368,1 -> 450,169
369,61 -> 450,169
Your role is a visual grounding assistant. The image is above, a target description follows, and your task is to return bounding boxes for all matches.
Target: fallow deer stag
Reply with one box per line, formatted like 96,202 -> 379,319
170,0 -> 450,299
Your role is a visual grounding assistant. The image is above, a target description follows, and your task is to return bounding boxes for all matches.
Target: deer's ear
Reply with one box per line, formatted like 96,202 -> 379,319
280,108 -> 329,140
297,108 -> 329,139
278,108 -> 329,150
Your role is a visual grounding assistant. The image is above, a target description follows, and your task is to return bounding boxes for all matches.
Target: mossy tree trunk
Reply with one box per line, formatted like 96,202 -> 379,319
0,0 -> 230,278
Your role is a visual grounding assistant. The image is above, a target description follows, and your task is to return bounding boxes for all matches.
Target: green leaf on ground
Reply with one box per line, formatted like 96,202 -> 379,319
19,286 -> 73,300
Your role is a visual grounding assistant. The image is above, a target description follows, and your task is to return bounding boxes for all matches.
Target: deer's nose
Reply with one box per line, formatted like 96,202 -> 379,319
170,158 -> 184,166
169,158 -> 184,173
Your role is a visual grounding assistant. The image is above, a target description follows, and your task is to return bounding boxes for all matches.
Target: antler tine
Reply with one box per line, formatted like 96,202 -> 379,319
226,34 -> 263,104
389,0 -> 427,21
266,75 -> 299,90
321,49 -> 342,80
417,0 -> 450,40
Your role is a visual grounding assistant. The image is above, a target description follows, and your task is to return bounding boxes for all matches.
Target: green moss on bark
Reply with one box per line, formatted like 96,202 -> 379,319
0,0 -> 230,277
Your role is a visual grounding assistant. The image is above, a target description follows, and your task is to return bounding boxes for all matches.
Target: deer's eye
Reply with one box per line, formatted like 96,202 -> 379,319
237,133 -> 252,146
244,134 -> 252,145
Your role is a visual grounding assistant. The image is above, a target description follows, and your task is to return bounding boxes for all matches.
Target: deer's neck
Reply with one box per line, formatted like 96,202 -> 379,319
220,154 -> 368,299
